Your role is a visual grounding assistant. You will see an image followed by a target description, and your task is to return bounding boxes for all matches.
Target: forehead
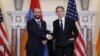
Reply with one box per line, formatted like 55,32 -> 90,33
56,8 -> 64,11
34,8 -> 41,12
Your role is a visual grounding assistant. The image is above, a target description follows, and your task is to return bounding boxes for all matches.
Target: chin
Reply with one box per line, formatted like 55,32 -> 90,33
59,17 -> 63,18
35,17 -> 40,19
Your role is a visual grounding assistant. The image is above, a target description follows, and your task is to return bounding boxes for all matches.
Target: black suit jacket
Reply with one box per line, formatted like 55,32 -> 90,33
53,17 -> 78,47
26,18 -> 50,51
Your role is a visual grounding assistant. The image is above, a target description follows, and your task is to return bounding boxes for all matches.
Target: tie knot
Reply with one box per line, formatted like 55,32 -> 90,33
37,20 -> 40,22
60,19 -> 63,22
59,19 -> 63,23
60,19 -> 62,21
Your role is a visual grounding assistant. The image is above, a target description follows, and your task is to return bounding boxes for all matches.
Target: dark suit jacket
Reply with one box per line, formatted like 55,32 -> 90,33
53,17 -> 78,47
26,18 -> 50,51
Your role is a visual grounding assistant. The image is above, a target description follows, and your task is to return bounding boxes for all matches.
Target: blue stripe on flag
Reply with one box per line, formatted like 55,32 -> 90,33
44,44 -> 49,56
28,9 -> 34,20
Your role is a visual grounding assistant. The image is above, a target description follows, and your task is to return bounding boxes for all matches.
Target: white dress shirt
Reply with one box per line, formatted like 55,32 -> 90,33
59,16 -> 65,30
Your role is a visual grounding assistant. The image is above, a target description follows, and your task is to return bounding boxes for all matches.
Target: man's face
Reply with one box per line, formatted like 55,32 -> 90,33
33,8 -> 41,19
56,8 -> 65,18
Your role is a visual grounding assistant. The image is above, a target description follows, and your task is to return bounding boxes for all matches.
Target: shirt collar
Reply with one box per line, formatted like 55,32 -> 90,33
59,16 -> 65,21
34,18 -> 41,22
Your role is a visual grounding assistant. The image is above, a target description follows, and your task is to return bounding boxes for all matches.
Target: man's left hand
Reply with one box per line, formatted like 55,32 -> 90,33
42,40 -> 47,45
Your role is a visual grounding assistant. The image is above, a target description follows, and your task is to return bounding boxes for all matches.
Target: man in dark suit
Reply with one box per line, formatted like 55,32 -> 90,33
26,8 -> 53,56
53,6 -> 78,56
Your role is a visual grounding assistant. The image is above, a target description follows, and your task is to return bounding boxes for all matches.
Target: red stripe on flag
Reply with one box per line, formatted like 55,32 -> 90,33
74,41 -> 84,56
0,24 -> 8,40
30,0 -> 40,12
78,34 -> 85,49
73,51 -> 76,56
30,0 -> 43,19
0,37 -> 10,56
76,21 -> 85,48
0,24 -> 10,56
0,50 -> 3,56
74,21 -> 86,56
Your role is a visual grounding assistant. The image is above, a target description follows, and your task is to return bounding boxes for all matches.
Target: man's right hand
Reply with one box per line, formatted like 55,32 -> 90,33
46,34 -> 53,40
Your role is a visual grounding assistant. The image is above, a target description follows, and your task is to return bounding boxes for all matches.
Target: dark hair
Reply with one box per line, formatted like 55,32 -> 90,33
56,6 -> 65,12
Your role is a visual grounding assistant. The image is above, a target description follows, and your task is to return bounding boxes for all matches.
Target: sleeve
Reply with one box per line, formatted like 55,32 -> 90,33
52,22 -> 56,39
71,20 -> 78,40
43,21 -> 50,34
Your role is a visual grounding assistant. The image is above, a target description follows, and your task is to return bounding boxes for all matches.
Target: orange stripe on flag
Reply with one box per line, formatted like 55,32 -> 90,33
96,29 -> 100,56
21,31 -> 28,56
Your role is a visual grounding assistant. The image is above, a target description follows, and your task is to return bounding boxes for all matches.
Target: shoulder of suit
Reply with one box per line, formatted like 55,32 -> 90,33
27,18 -> 34,23
53,19 -> 59,24
65,17 -> 75,23
27,18 -> 38,25
41,20 -> 46,23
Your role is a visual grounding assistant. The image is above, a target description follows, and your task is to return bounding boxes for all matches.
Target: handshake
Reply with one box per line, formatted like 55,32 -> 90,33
42,34 -> 53,45
46,34 -> 53,40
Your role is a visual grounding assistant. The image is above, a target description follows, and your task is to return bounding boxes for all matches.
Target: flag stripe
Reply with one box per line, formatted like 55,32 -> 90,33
0,23 -> 8,40
0,51 -> 3,56
0,9 -> 10,56
78,34 -> 85,49
75,21 -> 85,48
0,37 -> 10,56
74,41 -> 84,56
96,29 -> 100,56
76,37 -> 85,55
74,46 -> 81,56
0,28 -> 10,51
0,24 -> 10,56
74,21 -> 86,56
30,0 -> 40,12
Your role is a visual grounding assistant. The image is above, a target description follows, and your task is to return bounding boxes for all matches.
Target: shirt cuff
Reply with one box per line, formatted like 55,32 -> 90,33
46,34 -> 48,38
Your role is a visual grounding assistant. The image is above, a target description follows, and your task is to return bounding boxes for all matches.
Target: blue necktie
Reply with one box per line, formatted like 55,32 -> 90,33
60,20 -> 63,30
37,21 -> 41,29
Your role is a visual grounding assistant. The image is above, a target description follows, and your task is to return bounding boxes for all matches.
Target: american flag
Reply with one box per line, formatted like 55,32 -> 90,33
66,0 -> 86,56
0,9 -> 10,56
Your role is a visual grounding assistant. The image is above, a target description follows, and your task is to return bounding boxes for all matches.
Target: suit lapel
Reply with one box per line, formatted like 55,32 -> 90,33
40,21 -> 44,30
33,19 -> 40,29
64,18 -> 68,32
57,19 -> 60,30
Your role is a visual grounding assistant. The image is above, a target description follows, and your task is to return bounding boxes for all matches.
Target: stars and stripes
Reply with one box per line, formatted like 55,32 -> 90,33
66,0 -> 78,21
66,0 -> 86,56
0,9 -> 10,56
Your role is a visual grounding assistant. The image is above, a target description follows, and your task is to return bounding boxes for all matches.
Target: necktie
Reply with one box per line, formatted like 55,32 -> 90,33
60,20 -> 63,30
37,21 -> 41,29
